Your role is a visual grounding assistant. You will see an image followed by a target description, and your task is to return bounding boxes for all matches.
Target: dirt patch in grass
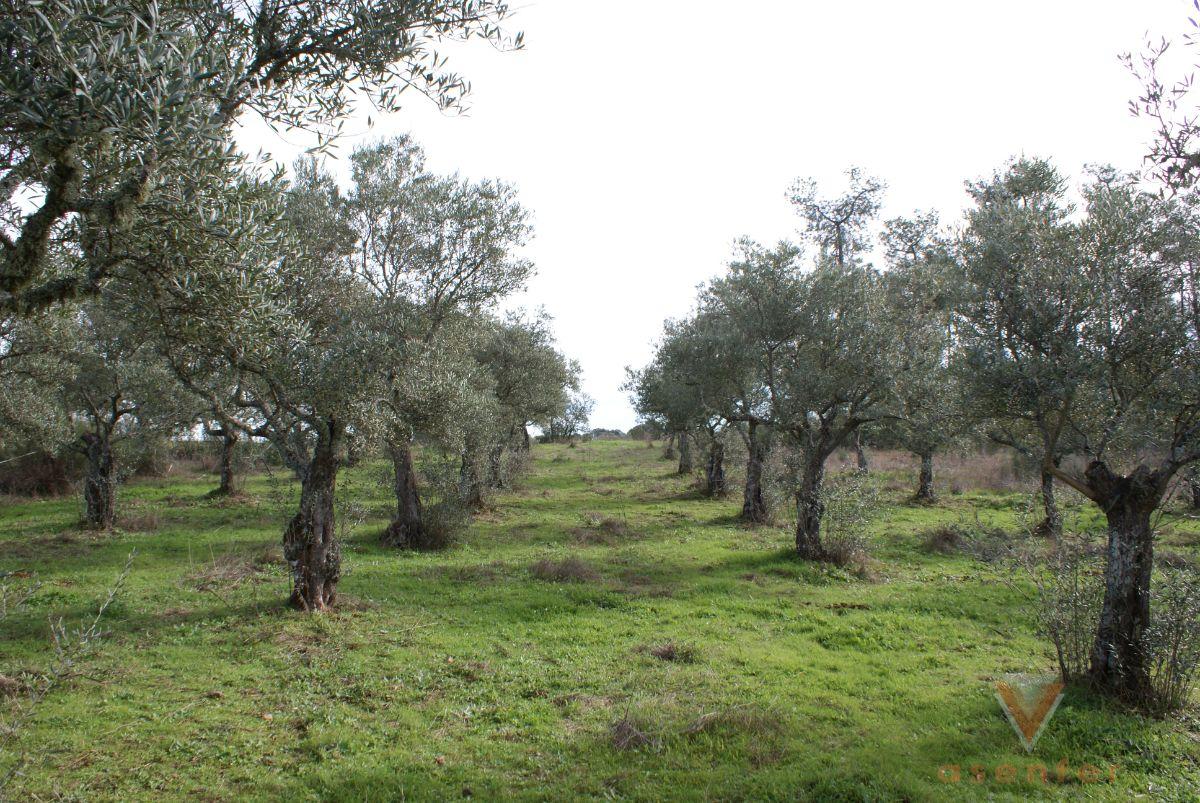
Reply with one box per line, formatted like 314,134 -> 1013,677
616,569 -> 672,598
638,641 -> 698,663
571,513 -> 635,546
530,556 -> 599,583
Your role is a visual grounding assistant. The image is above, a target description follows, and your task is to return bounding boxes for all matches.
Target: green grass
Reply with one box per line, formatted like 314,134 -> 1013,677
2,441 -> 1199,801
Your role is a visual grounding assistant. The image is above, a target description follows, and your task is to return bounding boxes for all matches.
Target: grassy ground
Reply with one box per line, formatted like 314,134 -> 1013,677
2,440 -> 1199,801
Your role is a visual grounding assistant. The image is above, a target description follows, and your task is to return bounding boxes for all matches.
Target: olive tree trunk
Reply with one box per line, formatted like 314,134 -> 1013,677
662,432 -> 676,461
382,440 -> 425,549
1187,466 -> 1200,510
794,450 -> 826,559
854,431 -> 869,474
459,443 -> 485,511
1038,470 -> 1062,538
914,450 -> 935,502
677,431 -> 693,475
283,428 -> 342,611
212,428 -> 239,496
1084,465 -> 1162,701
487,443 -> 506,489
741,422 -> 769,523
1090,497 -> 1156,699
703,439 -> 726,497
80,432 -> 116,529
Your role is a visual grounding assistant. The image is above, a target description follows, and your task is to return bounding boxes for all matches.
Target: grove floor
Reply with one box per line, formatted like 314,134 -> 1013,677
2,440 -> 1199,801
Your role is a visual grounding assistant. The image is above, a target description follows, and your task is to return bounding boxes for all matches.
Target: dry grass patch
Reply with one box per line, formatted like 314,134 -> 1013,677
571,512 -> 635,546
187,548 -> 278,592
682,704 -> 785,738
118,510 -> 162,532
530,556 -> 599,583
640,641 -> 698,663
609,713 -> 659,751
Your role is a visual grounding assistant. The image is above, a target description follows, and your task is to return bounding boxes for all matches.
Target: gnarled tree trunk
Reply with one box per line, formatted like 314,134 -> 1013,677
382,440 -> 425,549
520,426 -> 531,452
1187,466 -> 1200,510
677,431 -> 693,475
662,432 -> 676,461
794,450 -> 826,559
80,432 -> 116,529
283,427 -> 342,611
1086,465 -> 1160,701
703,439 -> 726,497
914,450 -> 935,502
741,422 -> 769,523
212,428 -> 238,496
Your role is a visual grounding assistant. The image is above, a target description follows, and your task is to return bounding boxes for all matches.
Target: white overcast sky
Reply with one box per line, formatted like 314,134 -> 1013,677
237,0 -> 1193,430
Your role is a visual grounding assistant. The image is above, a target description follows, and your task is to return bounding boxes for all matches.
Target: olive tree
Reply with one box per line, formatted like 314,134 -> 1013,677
0,0 -> 520,315
342,135 -> 533,544
544,391 -> 594,444
953,159 -> 1087,538
474,311 -> 579,484
957,159 -> 1200,700
707,235 -> 923,559
880,211 -> 967,502
623,351 -> 701,475
3,297 -> 186,527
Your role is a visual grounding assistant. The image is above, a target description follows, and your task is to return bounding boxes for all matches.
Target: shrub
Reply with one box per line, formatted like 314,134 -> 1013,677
1027,533 -> 1106,684
1144,565 -> 1200,716
818,469 -> 879,568
0,451 -> 76,497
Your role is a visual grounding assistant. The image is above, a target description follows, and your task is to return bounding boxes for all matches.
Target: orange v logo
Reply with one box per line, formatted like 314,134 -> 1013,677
994,675 -> 1065,752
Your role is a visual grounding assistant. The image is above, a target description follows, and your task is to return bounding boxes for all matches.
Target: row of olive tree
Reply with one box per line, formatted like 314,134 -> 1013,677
0,0 -> 588,610
629,159 -> 1200,703
0,135 -> 579,610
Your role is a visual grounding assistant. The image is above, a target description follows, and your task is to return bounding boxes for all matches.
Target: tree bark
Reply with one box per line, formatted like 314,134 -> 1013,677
677,431 -> 693,475
854,430 -> 869,474
520,426 -> 531,452
1088,483 -> 1157,700
1187,466 -> 1200,510
794,449 -> 826,559
487,443 -> 506,489
740,422 -> 769,523
703,439 -> 726,497
381,440 -> 425,549
662,432 -> 676,461
914,450 -> 935,502
459,443 -> 485,511
80,432 -> 116,529
212,428 -> 238,496
283,427 -> 342,611
1038,469 -> 1062,538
